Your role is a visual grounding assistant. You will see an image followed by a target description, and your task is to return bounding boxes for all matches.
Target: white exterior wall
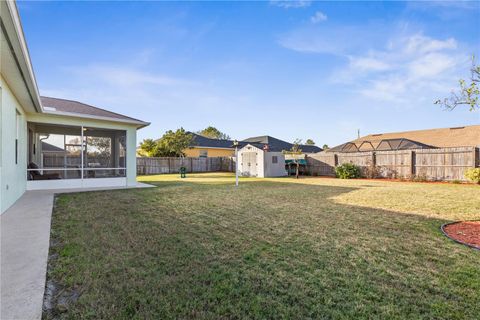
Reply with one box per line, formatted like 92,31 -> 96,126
263,151 -> 287,177
237,145 -> 287,178
0,76 -> 28,213
257,149 -> 265,178
238,145 -> 264,177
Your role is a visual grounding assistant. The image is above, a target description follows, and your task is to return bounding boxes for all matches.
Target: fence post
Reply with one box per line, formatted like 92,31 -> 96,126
410,150 -> 415,176
474,147 -> 479,168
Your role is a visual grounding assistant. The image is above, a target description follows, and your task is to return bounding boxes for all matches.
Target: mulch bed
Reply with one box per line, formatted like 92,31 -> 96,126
442,221 -> 480,250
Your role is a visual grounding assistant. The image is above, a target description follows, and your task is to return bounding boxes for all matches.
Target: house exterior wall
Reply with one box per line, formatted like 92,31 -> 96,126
26,113 -> 139,187
263,151 -> 287,177
0,75 -> 28,213
184,147 -> 234,158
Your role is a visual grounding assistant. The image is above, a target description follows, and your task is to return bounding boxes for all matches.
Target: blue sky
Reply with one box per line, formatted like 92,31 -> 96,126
18,0 -> 480,147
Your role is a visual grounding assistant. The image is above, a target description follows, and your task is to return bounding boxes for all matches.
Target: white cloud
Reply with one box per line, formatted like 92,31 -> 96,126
408,1 -> 479,11
349,57 -> 391,72
311,11 -> 327,23
403,34 -> 457,54
407,52 -> 457,79
41,63 -> 223,121
278,19 -> 470,107
270,0 -> 311,9
64,65 -> 191,87
278,23 -> 385,55
334,33 -> 469,105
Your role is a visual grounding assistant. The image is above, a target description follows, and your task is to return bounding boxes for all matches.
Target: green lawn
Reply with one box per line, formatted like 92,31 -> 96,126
44,173 -> 480,319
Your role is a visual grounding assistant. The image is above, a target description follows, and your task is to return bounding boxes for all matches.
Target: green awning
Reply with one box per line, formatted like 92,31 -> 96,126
285,159 -> 307,165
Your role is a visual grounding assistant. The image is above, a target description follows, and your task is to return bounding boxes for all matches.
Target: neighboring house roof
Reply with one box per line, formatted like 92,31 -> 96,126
40,96 -> 149,127
354,125 -> 480,148
41,141 -> 66,153
188,133 -> 235,149
328,125 -> 480,153
242,135 -> 322,153
328,139 -> 434,153
181,133 -> 322,153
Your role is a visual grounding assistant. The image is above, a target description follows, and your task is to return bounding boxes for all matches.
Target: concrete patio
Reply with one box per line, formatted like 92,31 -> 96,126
0,183 -> 153,320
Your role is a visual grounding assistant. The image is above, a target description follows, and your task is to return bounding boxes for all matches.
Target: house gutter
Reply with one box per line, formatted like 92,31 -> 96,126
2,1 -> 42,113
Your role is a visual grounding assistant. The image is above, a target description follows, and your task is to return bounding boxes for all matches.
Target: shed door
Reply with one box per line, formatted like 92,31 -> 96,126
242,152 -> 257,176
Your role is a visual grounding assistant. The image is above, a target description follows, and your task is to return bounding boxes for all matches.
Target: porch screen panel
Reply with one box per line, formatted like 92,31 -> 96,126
27,123 -> 83,180
83,128 -> 126,178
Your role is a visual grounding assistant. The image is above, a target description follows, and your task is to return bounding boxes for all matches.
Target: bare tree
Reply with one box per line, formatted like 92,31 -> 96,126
435,56 -> 479,112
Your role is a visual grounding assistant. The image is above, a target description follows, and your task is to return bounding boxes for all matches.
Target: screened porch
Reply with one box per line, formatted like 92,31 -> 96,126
27,122 -> 127,188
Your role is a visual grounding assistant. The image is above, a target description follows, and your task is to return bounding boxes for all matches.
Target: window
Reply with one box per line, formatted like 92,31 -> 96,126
15,110 -> 21,164
272,155 -> 278,164
199,149 -> 208,158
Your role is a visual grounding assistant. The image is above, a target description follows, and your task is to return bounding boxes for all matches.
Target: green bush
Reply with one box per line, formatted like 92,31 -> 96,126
464,168 -> 480,184
335,163 -> 361,179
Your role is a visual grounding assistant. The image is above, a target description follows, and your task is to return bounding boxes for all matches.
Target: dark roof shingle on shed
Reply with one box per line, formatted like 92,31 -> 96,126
186,133 -> 322,153
242,136 -> 322,153
40,96 -> 148,126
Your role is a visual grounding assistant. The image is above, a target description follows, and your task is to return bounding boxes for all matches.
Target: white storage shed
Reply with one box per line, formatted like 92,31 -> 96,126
238,144 -> 287,178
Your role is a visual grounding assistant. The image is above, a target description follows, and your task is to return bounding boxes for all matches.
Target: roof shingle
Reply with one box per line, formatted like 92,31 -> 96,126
328,125 -> 480,152
242,136 -> 322,153
40,96 -> 148,126
352,125 -> 480,149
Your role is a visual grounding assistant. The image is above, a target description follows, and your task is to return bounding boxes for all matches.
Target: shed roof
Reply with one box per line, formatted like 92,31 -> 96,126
242,136 -> 322,153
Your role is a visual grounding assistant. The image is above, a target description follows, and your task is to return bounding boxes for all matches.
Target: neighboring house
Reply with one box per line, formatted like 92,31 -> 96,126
0,1 -> 149,213
241,136 -> 322,154
142,132 -> 322,159
327,125 -> 480,153
184,133 -> 235,157
237,136 -> 322,177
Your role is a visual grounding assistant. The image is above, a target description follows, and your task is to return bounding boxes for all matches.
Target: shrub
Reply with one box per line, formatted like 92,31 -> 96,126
364,164 -> 381,179
412,174 -> 428,182
335,163 -> 361,179
464,168 -> 480,184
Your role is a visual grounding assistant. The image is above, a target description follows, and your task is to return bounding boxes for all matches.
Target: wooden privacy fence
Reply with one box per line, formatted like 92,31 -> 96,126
137,157 -> 235,175
307,147 -> 479,181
